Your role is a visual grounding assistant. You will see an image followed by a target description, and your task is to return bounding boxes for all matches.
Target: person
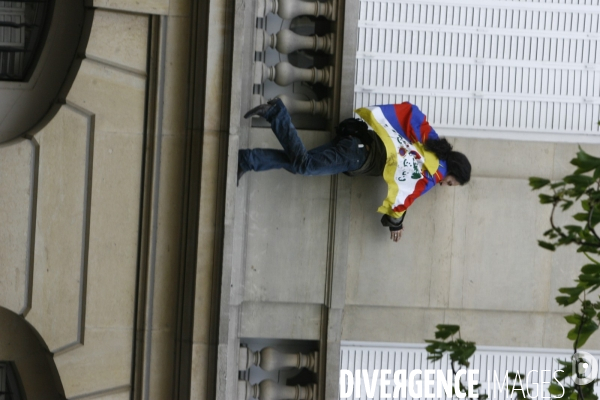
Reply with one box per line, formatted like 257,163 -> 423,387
238,98 -> 471,242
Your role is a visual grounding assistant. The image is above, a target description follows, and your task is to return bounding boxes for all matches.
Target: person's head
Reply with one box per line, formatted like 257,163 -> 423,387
424,138 -> 471,185
439,175 -> 459,186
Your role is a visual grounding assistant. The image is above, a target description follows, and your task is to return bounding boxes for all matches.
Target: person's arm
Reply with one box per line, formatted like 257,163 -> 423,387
381,213 -> 406,242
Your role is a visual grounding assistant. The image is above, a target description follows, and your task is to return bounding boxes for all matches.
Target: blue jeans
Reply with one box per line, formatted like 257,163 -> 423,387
238,99 -> 367,176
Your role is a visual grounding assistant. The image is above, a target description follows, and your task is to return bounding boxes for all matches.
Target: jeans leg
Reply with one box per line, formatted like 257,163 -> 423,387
238,148 -> 298,173
263,99 -> 309,172
302,136 -> 368,175
239,136 -> 367,175
238,100 -> 368,175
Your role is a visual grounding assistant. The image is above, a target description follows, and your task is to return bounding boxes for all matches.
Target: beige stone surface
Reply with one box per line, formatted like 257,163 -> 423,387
444,309 -> 547,348
169,0 -> 191,16
240,302 -> 322,340
552,143 -> 600,180
93,0 -> 169,15
546,245 -> 588,314
67,59 -> 146,135
203,0 -> 228,131
147,329 -> 176,400
88,391 -> 131,400
451,177 -> 553,312
54,328 -> 132,399
152,135 -> 185,329
26,106 -> 90,352
190,344 -> 209,399
194,130 -> 219,343
345,176 -> 455,308
84,132 -> 143,329
342,306 -> 445,343
163,17 -> 190,136
243,130 -> 332,304
341,137 -> 600,347
454,138 -> 555,180
86,9 -> 149,74
0,138 -> 33,314
542,312 -> 600,350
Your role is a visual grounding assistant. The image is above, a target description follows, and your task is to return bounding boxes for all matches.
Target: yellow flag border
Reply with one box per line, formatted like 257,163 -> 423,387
355,107 -> 405,219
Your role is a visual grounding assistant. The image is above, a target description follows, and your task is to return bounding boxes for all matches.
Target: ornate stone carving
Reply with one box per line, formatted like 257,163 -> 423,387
254,61 -> 333,87
238,379 -> 318,400
278,94 -> 331,118
255,29 -> 334,54
256,0 -> 335,20
251,94 -> 331,118
238,346 -> 318,372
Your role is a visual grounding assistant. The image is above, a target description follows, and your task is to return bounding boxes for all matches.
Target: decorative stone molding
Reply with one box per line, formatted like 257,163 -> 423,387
251,94 -> 331,119
238,379 -> 318,400
256,0 -> 335,20
278,94 -> 331,118
254,61 -> 333,87
255,29 -> 334,54
238,347 -> 318,372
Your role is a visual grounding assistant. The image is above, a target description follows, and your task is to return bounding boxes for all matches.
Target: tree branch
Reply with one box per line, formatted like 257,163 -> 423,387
550,202 -> 568,239
587,203 -> 600,244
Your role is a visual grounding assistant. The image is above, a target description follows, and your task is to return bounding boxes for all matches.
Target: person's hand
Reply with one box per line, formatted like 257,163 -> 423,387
390,228 -> 403,242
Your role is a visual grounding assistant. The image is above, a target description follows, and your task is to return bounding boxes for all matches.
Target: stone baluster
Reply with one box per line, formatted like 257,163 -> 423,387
238,379 -> 317,400
251,94 -> 331,118
278,94 -> 331,118
255,28 -> 334,54
239,347 -> 318,372
257,0 -> 335,20
254,61 -> 333,87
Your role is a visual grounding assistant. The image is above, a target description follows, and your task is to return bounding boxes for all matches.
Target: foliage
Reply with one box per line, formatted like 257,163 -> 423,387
425,324 -> 487,399
528,147 -> 600,399
425,148 -> 600,399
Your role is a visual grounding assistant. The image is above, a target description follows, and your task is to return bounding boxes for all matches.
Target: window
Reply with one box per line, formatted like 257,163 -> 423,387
0,0 -> 53,81
0,362 -> 25,400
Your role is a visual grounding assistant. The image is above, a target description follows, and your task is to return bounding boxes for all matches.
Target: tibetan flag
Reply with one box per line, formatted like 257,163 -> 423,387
355,103 -> 447,219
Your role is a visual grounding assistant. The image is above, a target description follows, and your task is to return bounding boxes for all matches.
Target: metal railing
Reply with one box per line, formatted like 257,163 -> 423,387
0,0 -> 53,81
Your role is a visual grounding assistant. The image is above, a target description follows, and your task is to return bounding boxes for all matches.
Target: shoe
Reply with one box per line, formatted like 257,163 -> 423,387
243,103 -> 273,119
237,166 -> 247,186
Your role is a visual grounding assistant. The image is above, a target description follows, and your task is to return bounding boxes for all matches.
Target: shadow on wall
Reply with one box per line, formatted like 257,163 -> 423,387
0,0 -> 92,144
0,307 -> 65,400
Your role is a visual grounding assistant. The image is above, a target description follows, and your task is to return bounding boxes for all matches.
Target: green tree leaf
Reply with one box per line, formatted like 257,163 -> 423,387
547,383 -> 564,396
538,240 -> 556,251
567,320 -> 598,347
582,264 -> 600,274
434,324 -> 460,339
558,286 -> 585,296
529,177 -> 551,190
571,147 -> 600,174
556,296 -> 578,306
564,174 -> 595,187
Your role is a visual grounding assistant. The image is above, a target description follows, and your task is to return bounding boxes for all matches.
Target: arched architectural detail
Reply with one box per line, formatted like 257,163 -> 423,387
0,307 -> 65,399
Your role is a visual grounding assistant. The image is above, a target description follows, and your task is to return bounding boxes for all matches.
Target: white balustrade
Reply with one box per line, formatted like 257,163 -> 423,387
278,94 -> 331,118
238,380 -> 317,400
238,347 -> 318,372
256,0 -> 335,20
250,94 -> 331,119
254,61 -> 333,87
255,28 -> 334,54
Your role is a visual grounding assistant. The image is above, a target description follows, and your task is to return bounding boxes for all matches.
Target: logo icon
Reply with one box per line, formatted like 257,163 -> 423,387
572,351 -> 598,385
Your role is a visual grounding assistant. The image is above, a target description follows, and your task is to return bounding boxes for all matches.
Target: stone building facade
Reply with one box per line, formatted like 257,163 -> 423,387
0,0 -> 599,399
